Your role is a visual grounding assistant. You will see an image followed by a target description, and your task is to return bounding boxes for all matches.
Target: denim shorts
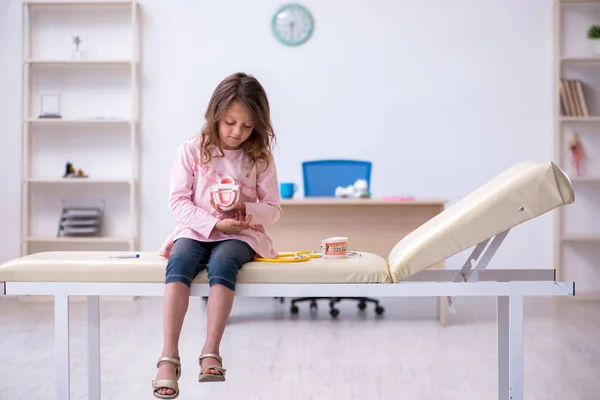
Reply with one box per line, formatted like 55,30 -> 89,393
165,237 -> 256,291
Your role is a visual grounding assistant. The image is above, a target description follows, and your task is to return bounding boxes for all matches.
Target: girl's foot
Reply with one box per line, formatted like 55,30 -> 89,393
200,356 -> 223,376
153,356 -> 181,398
198,353 -> 226,382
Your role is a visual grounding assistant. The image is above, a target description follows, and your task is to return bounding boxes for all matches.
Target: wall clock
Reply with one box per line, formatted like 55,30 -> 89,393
271,3 -> 314,46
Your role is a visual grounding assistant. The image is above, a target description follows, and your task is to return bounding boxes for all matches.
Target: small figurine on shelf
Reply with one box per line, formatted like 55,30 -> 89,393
62,161 -> 88,178
569,132 -> 585,176
71,35 -> 83,60
63,161 -> 75,177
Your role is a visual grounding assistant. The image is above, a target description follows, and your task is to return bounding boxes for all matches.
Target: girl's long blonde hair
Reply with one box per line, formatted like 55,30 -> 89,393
199,72 -> 276,175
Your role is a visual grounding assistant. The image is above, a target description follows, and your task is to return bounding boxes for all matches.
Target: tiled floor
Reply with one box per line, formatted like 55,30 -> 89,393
0,295 -> 598,400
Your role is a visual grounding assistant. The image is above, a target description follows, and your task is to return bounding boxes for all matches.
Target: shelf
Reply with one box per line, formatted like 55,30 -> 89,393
20,0 -> 140,256
24,60 -> 134,66
559,116 -> 600,122
25,178 -> 134,184
570,176 -> 600,182
555,2 -> 600,297
560,0 -> 600,4
23,1 -> 136,5
561,234 -> 600,241
24,118 -> 133,125
26,236 -> 133,243
561,57 -> 600,63
27,66 -> 133,120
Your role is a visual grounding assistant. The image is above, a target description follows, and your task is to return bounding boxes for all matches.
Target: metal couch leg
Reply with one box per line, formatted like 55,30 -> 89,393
497,291 -> 523,400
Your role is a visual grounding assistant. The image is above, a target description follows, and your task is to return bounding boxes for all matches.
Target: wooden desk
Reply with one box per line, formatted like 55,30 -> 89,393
271,197 -> 448,259
269,197 -> 449,325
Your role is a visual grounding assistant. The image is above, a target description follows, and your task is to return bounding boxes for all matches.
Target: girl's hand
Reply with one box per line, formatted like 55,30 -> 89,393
214,214 -> 253,234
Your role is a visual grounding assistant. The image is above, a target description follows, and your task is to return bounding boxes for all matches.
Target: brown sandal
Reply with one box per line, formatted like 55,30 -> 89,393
152,356 -> 181,399
198,353 -> 226,382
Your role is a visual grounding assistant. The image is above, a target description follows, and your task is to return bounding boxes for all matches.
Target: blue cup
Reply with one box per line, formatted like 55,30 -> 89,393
280,182 -> 297,199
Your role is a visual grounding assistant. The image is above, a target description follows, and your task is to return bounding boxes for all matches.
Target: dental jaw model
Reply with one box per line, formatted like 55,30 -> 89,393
210,176 -> 240,211
321,236 -> 349,258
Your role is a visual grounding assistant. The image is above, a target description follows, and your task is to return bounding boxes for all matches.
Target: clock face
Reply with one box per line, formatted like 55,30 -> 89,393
271,3 -> 314,46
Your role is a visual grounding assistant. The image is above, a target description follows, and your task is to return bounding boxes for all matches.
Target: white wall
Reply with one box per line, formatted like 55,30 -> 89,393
0,0 -> 556,270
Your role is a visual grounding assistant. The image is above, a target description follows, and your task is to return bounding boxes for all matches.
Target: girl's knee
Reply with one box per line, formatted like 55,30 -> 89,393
165,240 -> 211,285
165,256 -> 196,286
206,241 -> 254,290
206,256 -> 241,289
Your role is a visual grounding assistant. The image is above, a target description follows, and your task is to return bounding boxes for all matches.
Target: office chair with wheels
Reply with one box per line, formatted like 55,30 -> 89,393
287,159 -> 385,318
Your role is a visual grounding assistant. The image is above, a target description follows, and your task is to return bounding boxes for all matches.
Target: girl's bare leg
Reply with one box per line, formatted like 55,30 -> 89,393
199,239 -> 254,375
154,282 -> 189,396
200,283 -> 235,375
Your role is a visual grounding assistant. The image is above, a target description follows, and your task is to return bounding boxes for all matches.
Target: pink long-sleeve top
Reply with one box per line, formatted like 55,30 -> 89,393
159,135 -> 282,259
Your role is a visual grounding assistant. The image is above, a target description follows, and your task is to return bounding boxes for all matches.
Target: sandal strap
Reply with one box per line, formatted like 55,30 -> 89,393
152,379 -> 179,399
157,356 -> 181,379
152,379 -> 179,390
157,356 -> 181,368
198,353 -> 222,365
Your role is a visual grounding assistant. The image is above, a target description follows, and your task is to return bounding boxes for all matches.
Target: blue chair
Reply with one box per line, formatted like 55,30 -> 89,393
286,159 -> 385,318
302,159 -> 372,197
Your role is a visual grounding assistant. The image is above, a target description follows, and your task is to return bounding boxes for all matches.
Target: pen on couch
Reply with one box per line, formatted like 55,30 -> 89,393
110,254 -> 140,259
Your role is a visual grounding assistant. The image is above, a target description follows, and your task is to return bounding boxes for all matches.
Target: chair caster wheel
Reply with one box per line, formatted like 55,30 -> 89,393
290,305 -> 299,314
330,308 -> 340,318
358,301 -> 366,310
375,306 -> 385,315
309,300 -> 318,312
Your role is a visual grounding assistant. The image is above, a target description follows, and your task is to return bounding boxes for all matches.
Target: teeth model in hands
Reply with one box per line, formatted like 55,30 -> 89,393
210,176 -> 240,211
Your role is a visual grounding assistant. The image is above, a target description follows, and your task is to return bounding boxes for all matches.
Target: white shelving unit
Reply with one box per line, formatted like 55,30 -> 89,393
554,0 -> 600,299
20,0 -> 140,256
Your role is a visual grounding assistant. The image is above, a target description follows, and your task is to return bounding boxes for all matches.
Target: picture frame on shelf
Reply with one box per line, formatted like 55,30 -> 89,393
39,92 -> 61,119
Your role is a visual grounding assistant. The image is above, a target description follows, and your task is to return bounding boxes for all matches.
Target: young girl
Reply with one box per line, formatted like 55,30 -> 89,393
152,72 -> 282,399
